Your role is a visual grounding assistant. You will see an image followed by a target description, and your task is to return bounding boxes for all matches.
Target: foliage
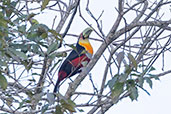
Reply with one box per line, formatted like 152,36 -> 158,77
107,53 -> 157,101
0,0 -> 170,114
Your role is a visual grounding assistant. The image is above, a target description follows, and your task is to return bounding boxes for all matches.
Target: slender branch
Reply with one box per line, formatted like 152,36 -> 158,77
64,6 -> 171,101
55,0 -> 80,33
155,69 -> 171,78
59,0 -> 80,48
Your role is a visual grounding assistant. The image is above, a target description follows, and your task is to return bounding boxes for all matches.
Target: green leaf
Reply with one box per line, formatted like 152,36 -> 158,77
47,42 -> 58,55
65,44 -> 77,51
27,32 -> 39,41
28,24 -> 39,32
119,73 -> 128,82
37,24 -> 49,35
148,66 -> 156,72
126,79 -> 135,86
60,99 -> 76,112
18,25 -> 26,33
25,99 -> 31,103
41,0 -> 50,11
47,92 -> 55,105
31,44 -> 40,53
30,19 -> 39,25
49,29 -> 61,37
0,18 -> 7,28
21,60 -> 33,71
107,75 -> 118,89
48,52 -> 58,60
8,48 -> 27,60
67,99 -> 76,108
0,60 -> 7,66
3,0 -> 10,5
32,73 -> 40,76
126,80 -> 138,101
144,77 -> 153,89
26,90 -> 34,99
111,82 -> 124,98
18,99 -> 27,109
56,52 -> 67,58
49,29 -> 61,41
128,53 -> 137,70
131,73 -> 140,77
41,32 -> 48,39
116,51 -> 124,66
6,1 -> 18,17
28,79 -> 36,82
129,86 -> 138,101
138,64 -> 146,68
0,73 -> 8,90
6,97 -> 13,106
78,108 -> 84,112
138,77 -> 144,87
10,1 -> 18,8
124,64 -> 132,75
9,43 -> 28,52
54,105 -> 63,114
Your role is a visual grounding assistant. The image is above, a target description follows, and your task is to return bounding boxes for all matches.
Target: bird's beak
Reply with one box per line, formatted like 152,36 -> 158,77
82,27 -> 93,38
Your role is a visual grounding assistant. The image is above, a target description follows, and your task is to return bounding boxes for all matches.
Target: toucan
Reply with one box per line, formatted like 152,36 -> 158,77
53,27 -> 93,93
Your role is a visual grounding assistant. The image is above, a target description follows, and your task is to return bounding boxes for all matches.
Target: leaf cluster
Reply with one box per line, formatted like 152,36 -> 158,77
0,0 -> 62,91
107,53 -> 158,101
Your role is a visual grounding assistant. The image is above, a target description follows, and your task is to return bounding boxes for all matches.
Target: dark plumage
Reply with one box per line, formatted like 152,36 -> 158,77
53,28 -> 93,93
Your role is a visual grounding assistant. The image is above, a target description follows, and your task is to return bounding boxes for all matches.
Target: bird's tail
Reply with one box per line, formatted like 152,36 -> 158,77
53,79 -> 60,93
54,71 -> 67,93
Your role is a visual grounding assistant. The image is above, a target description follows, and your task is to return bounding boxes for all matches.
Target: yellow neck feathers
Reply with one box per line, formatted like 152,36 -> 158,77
78,38 -> 93,55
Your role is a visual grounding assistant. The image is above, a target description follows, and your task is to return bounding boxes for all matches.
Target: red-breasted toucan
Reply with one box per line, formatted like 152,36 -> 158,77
53,27 -> 93,93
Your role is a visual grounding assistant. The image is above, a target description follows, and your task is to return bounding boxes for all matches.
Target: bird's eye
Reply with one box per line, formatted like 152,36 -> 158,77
82,35 -> 85,39
80,33 -> 85,39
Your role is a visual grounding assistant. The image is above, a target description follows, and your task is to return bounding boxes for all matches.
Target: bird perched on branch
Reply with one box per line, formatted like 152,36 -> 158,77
53,27 -> 93,93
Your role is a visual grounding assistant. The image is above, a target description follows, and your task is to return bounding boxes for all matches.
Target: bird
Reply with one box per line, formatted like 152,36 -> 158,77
53,27 -> 93,93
